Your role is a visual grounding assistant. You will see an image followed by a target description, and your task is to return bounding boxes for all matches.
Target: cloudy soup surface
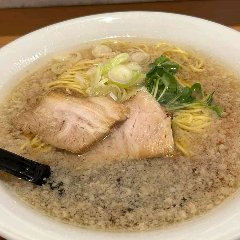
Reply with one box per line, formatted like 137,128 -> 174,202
0,39 -> 240,231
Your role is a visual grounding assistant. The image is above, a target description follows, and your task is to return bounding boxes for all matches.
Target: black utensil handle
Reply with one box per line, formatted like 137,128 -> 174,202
0,148 -> 51,185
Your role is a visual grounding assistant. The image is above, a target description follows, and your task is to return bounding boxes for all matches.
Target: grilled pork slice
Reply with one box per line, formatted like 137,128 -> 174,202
80,91 -> 174,163
13,93 -> 129,153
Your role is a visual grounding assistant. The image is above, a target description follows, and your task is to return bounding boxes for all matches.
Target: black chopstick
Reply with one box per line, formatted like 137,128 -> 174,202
0,148 -> 51,185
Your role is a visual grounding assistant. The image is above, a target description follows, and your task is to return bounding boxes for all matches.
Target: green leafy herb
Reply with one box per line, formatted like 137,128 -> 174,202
145,55 -> 223,116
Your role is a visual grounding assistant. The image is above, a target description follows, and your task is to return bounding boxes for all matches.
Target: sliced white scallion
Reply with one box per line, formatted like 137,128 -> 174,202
102,53 -> 129,75
92,44 -> 113,58
109,92 -> 118,101
108,64 -> 145,88
108,65 -> 133,85
126,62 -> 142,71
130,51 -> 150,64
48,52 -> 146,102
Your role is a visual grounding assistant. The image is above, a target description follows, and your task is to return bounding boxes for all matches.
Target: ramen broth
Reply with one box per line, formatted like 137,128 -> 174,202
0,39 -> 240,231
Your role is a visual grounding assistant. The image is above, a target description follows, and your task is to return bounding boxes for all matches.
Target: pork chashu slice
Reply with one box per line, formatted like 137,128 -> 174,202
13,93 -> 129,153
80,91 -> 174,163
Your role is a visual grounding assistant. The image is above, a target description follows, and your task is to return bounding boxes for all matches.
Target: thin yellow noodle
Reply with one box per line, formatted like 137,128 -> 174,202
49,85 -> 87,95
20,141 -> 29,150
175,141 -> 191,156
189,65 -> 205,72
153,42 -> 205,73
21,135 -> 52,153
175,77 -> 192,88
172,106 -> 212,155
173,122 -> 203,132
163,50 -> 189,62
48,80 -> 80,86
50,82 -> 85,89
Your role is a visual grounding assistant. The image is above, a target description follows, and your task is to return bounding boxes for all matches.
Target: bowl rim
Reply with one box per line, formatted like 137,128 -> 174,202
1,10 -> 240,54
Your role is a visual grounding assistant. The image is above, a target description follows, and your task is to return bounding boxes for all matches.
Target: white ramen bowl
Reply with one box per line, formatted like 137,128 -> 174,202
0,11 -> 240,240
